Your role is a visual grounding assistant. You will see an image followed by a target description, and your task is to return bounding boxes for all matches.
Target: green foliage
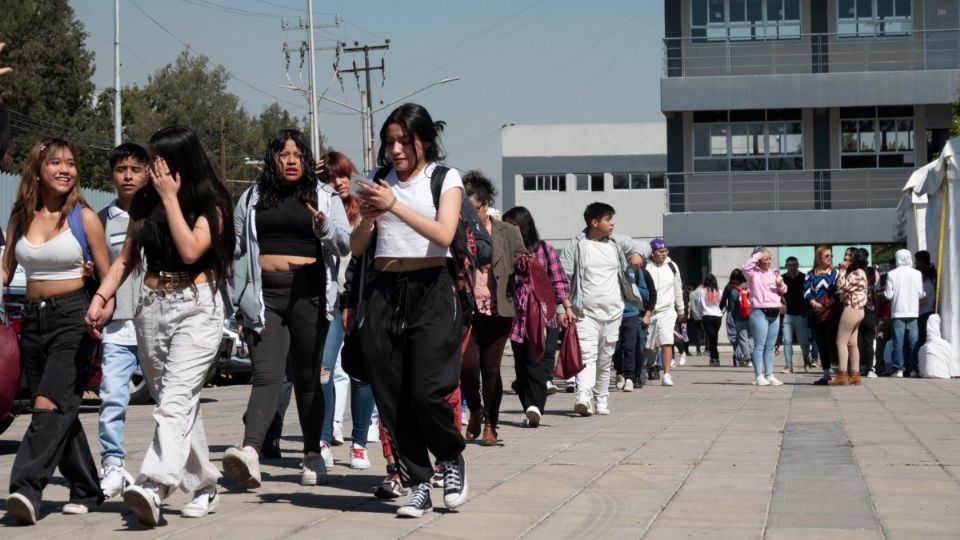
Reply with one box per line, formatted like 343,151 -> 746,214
951,88 -> 960,139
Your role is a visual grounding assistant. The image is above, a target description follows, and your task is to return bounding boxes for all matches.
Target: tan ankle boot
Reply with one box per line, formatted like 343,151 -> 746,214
848,372 -> 862,385
827,373 -> 849,386
479,423 -> 498,447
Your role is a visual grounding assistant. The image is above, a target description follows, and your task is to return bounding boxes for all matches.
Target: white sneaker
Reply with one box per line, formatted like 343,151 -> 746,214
524,405 -> 541,427
123,483 -> 162,527
6,492 -> 38,525
595,405 -> 611,415
754,375 -> 770,386
662,373 -> 674,386
101,461 -> 134,499
867,369 -> 878,379
781,367 -> 793,374
302,451 -> 329,485
894,370 -> 904,378
349,444 -> 371,470
546,380 -> 558,396
181,487 -> 219,518
332,422 -> 345,446
622,378 -> 634,392
319,441 -> 334,468
222,446 -> 261,489
574,401 -> 593,417
679,353 -> 687,366
670,359 -> 676,368
615,374 -> 625,390
62,502 -> 91,515
368,419 -> 380,443
766,375 -> 783,386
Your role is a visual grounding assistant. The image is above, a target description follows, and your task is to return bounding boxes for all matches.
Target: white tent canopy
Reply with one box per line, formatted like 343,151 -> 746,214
901,136 -> 960,374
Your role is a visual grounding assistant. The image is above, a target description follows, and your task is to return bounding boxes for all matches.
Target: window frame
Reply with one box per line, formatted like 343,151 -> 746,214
837,0 -> 912,38
521,174 -> 567,192
839,110 -> 915,169
692,111 -> 804,172
691,0 -> 802,42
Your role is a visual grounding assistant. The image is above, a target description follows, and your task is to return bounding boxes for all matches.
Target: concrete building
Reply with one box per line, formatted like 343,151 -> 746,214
661,0 -> 960,282
500,122 -> 667,246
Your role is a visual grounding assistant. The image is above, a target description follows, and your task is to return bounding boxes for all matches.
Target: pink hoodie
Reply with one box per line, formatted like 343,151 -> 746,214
742,252 -> 787,309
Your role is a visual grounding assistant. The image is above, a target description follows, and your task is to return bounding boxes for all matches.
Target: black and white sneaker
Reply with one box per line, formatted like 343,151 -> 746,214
123,482 -> 162,527
181,487 -> 219,518
440,454 -> 468,509
6,492 -> 38,525
396,483 -> 432,518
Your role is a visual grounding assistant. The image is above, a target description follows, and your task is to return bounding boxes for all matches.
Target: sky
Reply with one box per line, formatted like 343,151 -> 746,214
71,0 -> 666,198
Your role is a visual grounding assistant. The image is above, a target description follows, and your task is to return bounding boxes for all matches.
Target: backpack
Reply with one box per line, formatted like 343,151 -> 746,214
737,286 -> 751,319
374,165 -> 479,326
66,203 -> 93,263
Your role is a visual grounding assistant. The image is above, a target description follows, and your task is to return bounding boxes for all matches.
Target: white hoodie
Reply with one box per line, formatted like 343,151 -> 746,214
647,256 -> 684,314
884,249 -> 925,318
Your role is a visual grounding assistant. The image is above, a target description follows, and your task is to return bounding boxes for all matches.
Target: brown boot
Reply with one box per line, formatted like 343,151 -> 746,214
465,413 -> 481,441
827,373 -> 849,386
848,372 -> 862,385
479,423 -> 498,447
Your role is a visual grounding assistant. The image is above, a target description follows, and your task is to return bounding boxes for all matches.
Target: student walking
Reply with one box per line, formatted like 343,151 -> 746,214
4,139 -> 112,525
85,125 -> 236,527
614,259 -> 656,389
642,239 -> 684,386
720,269 -> 751,367
743,248 -> 787,386
883,249 -> 925,377
560,203 -> 646,414
224,129 -> 351,489
805,246 -> 841,384
699,274 -> 723,367
780,256 -> 811,373
502,206 -> 574,424
349,103 -> 468,518
97,144 -> 151,499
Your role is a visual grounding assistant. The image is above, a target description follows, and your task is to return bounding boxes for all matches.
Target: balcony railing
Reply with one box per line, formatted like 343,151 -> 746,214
664,29 -> 960,77
663,168 -> 910,214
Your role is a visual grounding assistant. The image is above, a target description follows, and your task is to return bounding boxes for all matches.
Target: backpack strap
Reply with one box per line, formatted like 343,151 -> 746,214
429,165 -> 450,208
67,203 -> 92,262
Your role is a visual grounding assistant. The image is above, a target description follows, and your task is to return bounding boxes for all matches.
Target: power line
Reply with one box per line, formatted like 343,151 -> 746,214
129,0 -> 308,111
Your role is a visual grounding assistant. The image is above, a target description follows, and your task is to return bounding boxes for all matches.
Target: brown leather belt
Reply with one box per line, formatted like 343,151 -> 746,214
147,271 -> 198,289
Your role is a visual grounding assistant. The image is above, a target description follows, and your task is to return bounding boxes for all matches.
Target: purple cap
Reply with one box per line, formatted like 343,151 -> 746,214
650,238 -> 667,251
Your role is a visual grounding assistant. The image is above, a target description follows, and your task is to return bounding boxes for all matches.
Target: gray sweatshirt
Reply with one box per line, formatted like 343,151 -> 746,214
98,200 -> 143,321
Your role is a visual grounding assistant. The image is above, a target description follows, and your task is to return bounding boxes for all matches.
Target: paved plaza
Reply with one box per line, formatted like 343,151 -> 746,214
2,348 -> 960,539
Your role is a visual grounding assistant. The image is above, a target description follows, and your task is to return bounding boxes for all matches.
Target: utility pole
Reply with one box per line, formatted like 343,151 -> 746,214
113,0 -> 121,146
340,41 -> 389,172
219,117 -> 227,184
306,0 -> 319,157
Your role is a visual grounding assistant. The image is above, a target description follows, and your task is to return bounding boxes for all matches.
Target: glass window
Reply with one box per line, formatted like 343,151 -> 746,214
576,174 -> 589,191
523,174 -> 566,192
649,174 -> 666,189
613,174 -> 630,190
840,109 -> 914,168
694,124 -> 712,157
838,0 -> 911,37
711,125 -> 729,156
523,175 -> 536,191
631,174 -> 649,190
692,0 -> 800,41
694,110 -> 803,172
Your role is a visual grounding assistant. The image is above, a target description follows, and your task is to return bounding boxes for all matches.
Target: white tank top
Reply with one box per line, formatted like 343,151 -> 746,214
14,229 -> 85,281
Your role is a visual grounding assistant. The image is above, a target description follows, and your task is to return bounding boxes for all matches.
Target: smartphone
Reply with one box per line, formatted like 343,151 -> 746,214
349,173 -> 367,199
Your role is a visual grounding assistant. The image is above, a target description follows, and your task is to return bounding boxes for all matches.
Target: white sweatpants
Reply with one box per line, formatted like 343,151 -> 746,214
575,314 -> 621,408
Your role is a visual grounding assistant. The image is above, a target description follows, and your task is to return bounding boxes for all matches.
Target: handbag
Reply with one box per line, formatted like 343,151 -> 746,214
0,306 -> 21,428
340,253 -> 368,382
553,323 -> 584,380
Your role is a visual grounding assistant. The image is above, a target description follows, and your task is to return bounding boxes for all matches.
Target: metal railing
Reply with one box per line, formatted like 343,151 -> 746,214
664,29 -> 960,77
663,168 -> 910,214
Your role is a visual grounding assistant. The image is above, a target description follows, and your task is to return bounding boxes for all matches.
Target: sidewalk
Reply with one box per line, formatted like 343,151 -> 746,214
2,352 -> 960,539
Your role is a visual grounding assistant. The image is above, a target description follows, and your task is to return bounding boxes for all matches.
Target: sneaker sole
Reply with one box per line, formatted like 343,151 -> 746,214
181,495 -> 219,518
525,409 -> 541,428
6,493 -> 37,525
301,472 -> 328,486
62,504 -> 90,515
350,461 -> 372,470
443,477 -> 469,509
222,454 -> 261,490
123,489 -> 159,527
546,386 -> 558,396
396,504 -> 431,518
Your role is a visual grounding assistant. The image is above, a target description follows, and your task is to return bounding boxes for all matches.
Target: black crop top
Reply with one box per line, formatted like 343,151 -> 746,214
142,219 -> 213,275
255,192 -> 318,257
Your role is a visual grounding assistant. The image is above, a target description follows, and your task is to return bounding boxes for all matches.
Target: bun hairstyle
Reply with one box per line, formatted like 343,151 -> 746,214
376,103 -> 446,170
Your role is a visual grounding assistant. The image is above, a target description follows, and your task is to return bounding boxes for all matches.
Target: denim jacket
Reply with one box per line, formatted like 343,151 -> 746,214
233,183 -> 351,333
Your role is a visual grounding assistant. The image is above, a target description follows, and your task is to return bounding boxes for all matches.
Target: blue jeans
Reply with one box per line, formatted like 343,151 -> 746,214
321,311 -> 375,447
98,342 -> 142,463
750,309 -> 779,377
890,318 -> 918,373
781,314 -> 810,369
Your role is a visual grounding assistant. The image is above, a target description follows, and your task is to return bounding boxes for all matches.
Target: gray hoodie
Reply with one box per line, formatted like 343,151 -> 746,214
883,249 -> 925,319
558,230 -> 649,318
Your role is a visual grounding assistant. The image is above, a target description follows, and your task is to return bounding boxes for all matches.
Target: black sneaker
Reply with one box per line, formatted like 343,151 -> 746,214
396,483 -> 432,518
440,454 -> 468,509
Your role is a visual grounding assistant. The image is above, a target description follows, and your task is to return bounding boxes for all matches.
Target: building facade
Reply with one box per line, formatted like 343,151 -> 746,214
501,122 -> 667,246
662,0 -> 960,279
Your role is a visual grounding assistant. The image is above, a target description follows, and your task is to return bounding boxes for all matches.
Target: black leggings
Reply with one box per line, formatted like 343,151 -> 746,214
242,264 -> 329,453
811,313 -> 840,374
357,267 -> 465,487
701,315 -> 722,360
512,326 -> 560,414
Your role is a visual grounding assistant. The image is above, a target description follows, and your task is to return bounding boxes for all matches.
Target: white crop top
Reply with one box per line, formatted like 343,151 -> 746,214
14,229 -> 85,281
372,163 -> 464,258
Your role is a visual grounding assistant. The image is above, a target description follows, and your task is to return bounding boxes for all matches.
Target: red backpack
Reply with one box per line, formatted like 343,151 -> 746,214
737,286 -> 752,318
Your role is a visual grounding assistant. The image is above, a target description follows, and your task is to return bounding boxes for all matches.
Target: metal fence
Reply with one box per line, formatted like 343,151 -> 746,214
664,168 -> 909,214
664,29 -> 960,77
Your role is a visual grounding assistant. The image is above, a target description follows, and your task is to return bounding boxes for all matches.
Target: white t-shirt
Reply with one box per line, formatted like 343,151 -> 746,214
103,319 -> 138,346
371,163 -> 464,258
579,239 -> 623,321
700,290 -> 723,317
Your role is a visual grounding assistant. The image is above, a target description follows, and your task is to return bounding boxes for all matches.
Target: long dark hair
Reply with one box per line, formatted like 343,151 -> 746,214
128,125 -> 235,289
502,206 -> 541,251
915,250 -> 937,283
703,273 -> 720,306
376,103 -> 445,170
847,248 -> 868,276
256,129 -> 318,210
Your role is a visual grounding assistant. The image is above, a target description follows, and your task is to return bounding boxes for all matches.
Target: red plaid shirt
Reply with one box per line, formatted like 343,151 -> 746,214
510,241 -> 571,343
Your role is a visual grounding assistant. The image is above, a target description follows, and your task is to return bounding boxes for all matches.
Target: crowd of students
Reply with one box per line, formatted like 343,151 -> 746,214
0,98 -> 942,528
